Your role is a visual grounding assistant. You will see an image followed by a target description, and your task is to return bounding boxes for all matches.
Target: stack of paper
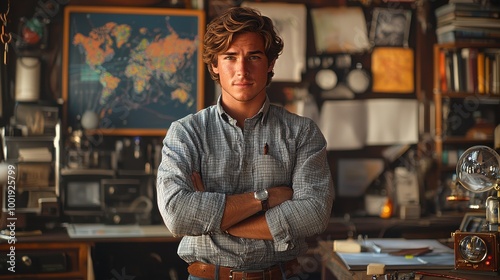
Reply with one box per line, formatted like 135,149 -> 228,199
18,147 -> 52,162
336,239 -> 455,270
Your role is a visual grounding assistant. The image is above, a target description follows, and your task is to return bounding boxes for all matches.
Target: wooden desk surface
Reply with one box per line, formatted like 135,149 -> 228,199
308,215 -> 464,247
0,225 -> 181,244
318,240 -> 499,280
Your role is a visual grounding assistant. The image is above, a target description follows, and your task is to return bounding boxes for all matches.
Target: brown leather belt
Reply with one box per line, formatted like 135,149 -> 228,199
187,259 -> 300,280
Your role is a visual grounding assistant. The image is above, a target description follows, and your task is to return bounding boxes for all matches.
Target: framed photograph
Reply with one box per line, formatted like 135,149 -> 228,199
370,8 -> 412,47
62,6 -> 205,136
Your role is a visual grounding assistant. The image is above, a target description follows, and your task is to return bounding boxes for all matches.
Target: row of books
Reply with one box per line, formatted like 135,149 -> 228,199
435,2 -> 500,43
438,47 -> 500,95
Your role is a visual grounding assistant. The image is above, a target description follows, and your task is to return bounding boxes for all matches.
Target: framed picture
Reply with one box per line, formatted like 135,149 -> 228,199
62,6 -> 205,136
370,8 -> 412,47
371,47 -> 414,93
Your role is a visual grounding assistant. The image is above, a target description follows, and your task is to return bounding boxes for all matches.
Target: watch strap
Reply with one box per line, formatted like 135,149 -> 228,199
261,199 -> 269,212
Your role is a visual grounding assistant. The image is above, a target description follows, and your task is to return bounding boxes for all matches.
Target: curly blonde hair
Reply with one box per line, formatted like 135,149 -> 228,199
203,7 -> 284,86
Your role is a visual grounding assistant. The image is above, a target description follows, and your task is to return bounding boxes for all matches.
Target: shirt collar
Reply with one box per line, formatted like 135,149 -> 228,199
216,95 -> 270,125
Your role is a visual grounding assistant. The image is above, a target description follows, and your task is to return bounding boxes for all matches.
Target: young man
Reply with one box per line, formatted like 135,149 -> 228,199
157,6 -> 334,279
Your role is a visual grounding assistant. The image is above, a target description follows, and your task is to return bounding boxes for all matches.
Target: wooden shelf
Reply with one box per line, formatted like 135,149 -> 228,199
441,137 -> 493,145
432,42 -> 500,185
437,92 -> 500,101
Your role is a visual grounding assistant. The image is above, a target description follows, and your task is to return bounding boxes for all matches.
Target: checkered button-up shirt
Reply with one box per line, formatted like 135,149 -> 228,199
157,96 -> 334,269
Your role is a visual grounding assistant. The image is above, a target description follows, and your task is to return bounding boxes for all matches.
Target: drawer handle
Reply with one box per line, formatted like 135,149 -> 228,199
21,255 -> 32,266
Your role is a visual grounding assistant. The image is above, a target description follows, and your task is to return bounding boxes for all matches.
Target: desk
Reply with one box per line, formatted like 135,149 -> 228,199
0,226 -> 184,280
318,240 -> 499,280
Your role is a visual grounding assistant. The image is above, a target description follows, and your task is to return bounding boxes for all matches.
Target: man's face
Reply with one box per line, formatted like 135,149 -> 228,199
212,32 -> 275,105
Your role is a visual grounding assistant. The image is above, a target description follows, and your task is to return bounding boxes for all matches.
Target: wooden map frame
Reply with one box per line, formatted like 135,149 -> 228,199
62,6 -> 205,136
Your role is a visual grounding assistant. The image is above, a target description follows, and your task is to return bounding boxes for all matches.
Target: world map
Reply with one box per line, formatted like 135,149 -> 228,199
67,11 -> 201,133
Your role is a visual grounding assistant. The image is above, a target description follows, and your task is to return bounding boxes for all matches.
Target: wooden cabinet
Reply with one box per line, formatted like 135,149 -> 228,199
432,43 -> 500,189
0,241 -> 90,279
0,229 -> 186,280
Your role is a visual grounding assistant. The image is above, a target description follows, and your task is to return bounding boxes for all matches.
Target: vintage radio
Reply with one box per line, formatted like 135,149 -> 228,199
452,230 -> 499,273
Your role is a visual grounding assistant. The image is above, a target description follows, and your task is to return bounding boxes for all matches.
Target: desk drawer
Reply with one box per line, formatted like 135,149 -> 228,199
0,242 -> 89,280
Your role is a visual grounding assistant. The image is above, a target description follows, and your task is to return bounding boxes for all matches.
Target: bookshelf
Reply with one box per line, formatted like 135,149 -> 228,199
432,42 -> 500,188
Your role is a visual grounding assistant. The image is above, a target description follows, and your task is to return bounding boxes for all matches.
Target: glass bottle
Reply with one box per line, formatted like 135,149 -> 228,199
485,194 -> 499,232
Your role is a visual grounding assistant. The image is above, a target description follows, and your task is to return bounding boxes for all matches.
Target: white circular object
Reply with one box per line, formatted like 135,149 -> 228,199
315,69 -> 338,90
81,110 -> 99,130
346,68 -> 370,94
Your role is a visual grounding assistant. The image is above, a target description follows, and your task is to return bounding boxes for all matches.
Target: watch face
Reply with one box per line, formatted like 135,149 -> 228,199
255,189 -> 269,201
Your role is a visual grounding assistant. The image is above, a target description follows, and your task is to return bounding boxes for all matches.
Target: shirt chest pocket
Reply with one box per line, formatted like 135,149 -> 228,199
252,155 -> 287,190
202,154 -> 241,192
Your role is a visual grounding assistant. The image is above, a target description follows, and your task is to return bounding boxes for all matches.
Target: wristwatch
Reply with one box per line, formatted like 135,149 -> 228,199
254,189 -> 269,212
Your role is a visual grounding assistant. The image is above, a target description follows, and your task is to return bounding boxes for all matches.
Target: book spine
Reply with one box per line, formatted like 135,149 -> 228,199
485,54 -> 491,94
469,48 -> 478,93
492,53 -> 500,95
457,49 -> 466,92
439,49 -> 448,92
485,50 -> 500,95
445,51 -> 453,93
477,51 -> 485,94
461,48 -> 472,92
453,50 -> 460,92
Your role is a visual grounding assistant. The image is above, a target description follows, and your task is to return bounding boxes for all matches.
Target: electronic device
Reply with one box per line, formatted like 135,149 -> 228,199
60,168 -> 114,223
60,169 -> 152,224
102,179 -> 152,225
451,146 -> 500,275
452,231 -> 499,273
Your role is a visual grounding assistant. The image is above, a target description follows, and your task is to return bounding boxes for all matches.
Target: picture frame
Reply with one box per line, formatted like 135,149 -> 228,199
370,8 -> 412,47
62,6 -> 205,136
371,47 -> 414,93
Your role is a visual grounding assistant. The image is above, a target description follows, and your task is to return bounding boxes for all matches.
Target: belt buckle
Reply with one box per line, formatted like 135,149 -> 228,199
229,269 -> 265,280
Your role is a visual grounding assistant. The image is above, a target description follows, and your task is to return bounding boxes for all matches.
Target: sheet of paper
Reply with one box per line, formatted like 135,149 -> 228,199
311,7 -> 370,53
365,99 -> 418,145
337,252 -> 455,270
320,99 -> 418,150
319,100 -> 366,150
66,224 -> 174,238
242,2 -> 306,82
338,238 -> 454,270
368,238 -> 454,254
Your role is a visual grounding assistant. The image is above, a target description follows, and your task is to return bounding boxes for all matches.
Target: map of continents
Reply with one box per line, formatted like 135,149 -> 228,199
68,12 -> 200,131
